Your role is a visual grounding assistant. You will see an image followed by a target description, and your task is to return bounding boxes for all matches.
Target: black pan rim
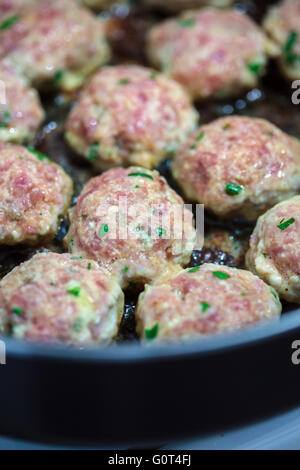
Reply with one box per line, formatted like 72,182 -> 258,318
3,306 -> 300,363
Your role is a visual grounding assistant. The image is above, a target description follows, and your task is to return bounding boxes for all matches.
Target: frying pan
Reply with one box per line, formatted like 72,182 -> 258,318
0,0 -> 300,447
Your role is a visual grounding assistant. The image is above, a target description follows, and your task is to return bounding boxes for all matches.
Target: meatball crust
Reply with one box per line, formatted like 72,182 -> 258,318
0,144 -> 73,245
246,196 -> 300,304
136,263 -> 281,343
143,0 -> 233,12
147,8 -> 278,100
65,65 -> 198,170
0,2 -> 110,92
172,116 -> 300,221
263,0 -> 300,81
64,167 -> 196,288
0,60 -> 44,144
0,253 -> 124,345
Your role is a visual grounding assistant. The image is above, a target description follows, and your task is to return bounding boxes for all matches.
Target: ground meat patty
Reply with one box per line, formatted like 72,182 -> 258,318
264,0 -> 300,81
172,116 -> 300,221
0,252 -> 124,345
65,65 -> 198,170
246,196 -> 300,304
0,143 -> 73,245
136,263 -> 281,343
64,167 -> 196,288
0,1 -> 110,92
147,8 -> 278,100
0,60 -> 44,144
143,0 -> 233,12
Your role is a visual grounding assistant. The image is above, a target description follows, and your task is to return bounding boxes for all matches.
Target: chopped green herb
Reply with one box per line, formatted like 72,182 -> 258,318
225,183 -> 243,196
67,286 -> 81,297
283,31 -> 300,64
196,131 -> 204,141
145,323 -> 159,340
277,217 -> 295,231
70,239 -> 74,247
0,110 -> 11,128
12,307 -> 23,315
118,78 -> 131,85
128,172 -> 154,180
188,265 -> 201,273
0,15 -> 20,31
124,267 -> 129,273
81,214 -> 88,219
247,62 -> 263,75
27,146 -> 51,162
201,301 -> 210,313
157,227 -> 166,237
99,223 -> 109,237
136,225 -> 141,232
73,319 -> 83,332
150,72 -> 157,80
53,69 -> 64,87
213,271 -> 230,280
86,141 -> 99,161
178,18 -> 196,28
87,262 -> 91,270
71,256 -> 82,260
135,185 -> 140,189
50,282 -> 55,286
190,143 -> 196,150
263,253 -> 268,259
222,123 -> 231,130
0,123 -> 6,128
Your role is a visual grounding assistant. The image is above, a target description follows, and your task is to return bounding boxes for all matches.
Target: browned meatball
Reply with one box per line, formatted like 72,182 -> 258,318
172,116 -> 300,220
0,143 -> 73,245
64,167 -> 196,288
246,196 -> 300,304
0,253 -> 124,345
136,263 -> 281,343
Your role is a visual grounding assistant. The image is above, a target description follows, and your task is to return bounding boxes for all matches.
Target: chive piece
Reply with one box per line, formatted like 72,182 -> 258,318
12,307 -> 23,315
0,110 -> 11,128
0,123 -> 6,128
196,131 -> 204,141
99,223 -> 109,237
188,266 -> 201,273
247,62 -> 263,75
128,172 -> 154,180
201,301 -> 210,313
73,319 -> 83,332
283,31 -> 300,64
213,271 -> 230,280
277,217 -> 295,231
53,69 -> 64,87
0,14 -> 20,31
70,256 -> 82,260
86,141 -> 99,161
87,262 -> 91,270
150,72 -> 157,80
135,185 -> 140,189
118,78 -> 131,85
190,143 -> 196,150
225,183 -> 243,196
27,146 -> 51,161
145,323 -> 159,340
124,267 -> 129,273
178,18 -> 196,28
222,123 -> 231,130
67,286 -> 81,297
263,253 -> 268,259
157,227 -> 166,237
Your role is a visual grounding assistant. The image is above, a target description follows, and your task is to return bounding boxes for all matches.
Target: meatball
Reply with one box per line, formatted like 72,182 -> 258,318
246,196 -> 300,304
0,143 -> 73,245
0,2 -> 110,92
263,0 -> 300,81
147,8 -> 278,100
172,116 -> 300,221
65,65 -> 198,170
0,253 -> 124,345
0,60 -> 44,144
64,167 -> 196,288
136,263 -> 281,343
143,0 -> 233,12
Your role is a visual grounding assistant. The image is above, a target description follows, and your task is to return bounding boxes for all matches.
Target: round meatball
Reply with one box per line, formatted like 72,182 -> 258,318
172,116 -> 300,221
0,60 -> 44,144
0,143 -> 73,245
246,196 -> 300,304
143,0 -> 233,12
136,263 -> 281,343
64,167 -> 196,288
0,2 -> 110,92
147,8 -> 278,100
0,253 -> 124,345
263,0 -> 300,81
65,65 -> 198,170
